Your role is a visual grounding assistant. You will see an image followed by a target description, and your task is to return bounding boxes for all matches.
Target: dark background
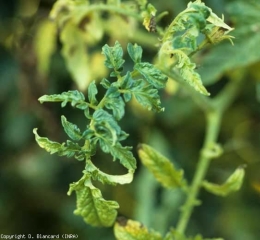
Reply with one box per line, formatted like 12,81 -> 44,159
1,0 -> 260,239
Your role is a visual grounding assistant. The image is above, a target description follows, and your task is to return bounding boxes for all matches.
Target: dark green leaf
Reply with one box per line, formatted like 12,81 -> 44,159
99,140 -> 136,170
134,62 -> 168,89
127,43 -> 143,63
138,144 -> 185,188
102,41 -> 125,71
133,80 -> 163,112
68,175 -> 119,227
61,115 -> 82,141
104,87 -> 125,120
88,81 -> 98,105
92,109 -> 122,144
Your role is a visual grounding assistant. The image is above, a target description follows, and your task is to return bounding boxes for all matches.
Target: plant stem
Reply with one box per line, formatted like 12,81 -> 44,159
176,109 -> 221,234
176,77 -> 244,235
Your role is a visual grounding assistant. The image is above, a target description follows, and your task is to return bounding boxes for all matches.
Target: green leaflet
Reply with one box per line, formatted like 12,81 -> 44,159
127,43 -> 143,63
99,140 -> 136,170
68,175 -> 119,227
61,116 -> 82,141
114,218 -> 163,240
33,128 -> 88,160
87,81 -> 99,106
102,41 -> 125,76
202,166 -> 245,197
120,72 -> 164,112
104,87 -> 125,120
38,90 -> 88,109
138,144 -> 185,189
134,62 -> 168,89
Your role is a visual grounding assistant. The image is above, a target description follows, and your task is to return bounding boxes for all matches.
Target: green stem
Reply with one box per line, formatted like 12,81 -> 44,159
176,109 -> 222,234
176,77 -> 244,235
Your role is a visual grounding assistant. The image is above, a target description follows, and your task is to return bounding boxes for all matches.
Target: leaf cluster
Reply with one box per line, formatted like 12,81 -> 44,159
34,41 -> 167,227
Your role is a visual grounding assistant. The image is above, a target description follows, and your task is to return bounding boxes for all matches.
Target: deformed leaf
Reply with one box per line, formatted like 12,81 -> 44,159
202,166 -> 245,197
138,144 -> 185,189
134,62 -> 168,89
61,115 -> 82,141
33,128 -> 89,161
173,50 -> 210,96
38,90 -> 87,109
33,128 -> 63,154
68,175 -> 119,227
114,218 -> 163,240
127,43 -> 143,63
84,160 -> 134,185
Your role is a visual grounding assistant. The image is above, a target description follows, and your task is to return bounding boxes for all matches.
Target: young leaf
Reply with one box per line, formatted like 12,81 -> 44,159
134,62 -> 168,89
102,41 -> 125,73
84,160 -> 134,185
202,166 -> 245,197
87,81 -> 98,105
38,90 -> 87,108
104,87 -> 125,120
127,43 -> 143,63
114,218 -> 163,240
92,109 -> 122,145
61,116 -> 82,141
138,144 -> 185,189
68,176 -> 119,227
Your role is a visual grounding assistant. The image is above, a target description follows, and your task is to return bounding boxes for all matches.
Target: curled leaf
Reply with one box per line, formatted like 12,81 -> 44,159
202,166 -> 245,197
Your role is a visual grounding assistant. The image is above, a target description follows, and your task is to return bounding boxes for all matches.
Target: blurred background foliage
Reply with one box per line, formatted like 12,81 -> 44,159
1,0 -> 260,239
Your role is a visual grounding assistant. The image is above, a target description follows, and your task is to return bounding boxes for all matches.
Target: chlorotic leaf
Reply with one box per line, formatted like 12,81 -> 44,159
102,41 -> 125,72
134,62 -> 168,89
61,116 -> 82,141
33,129 -> 89,161
34,19 -> 57,75
138,144 -> 185,189
127,43 -> 143,63
33,128 -> 63,154
114,218 -> 163,240
38,90 -> 87,108
68,175 -> 119,227
84,160 -> 134,185
202,166 -> 245,197
60,22 -> 91,90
